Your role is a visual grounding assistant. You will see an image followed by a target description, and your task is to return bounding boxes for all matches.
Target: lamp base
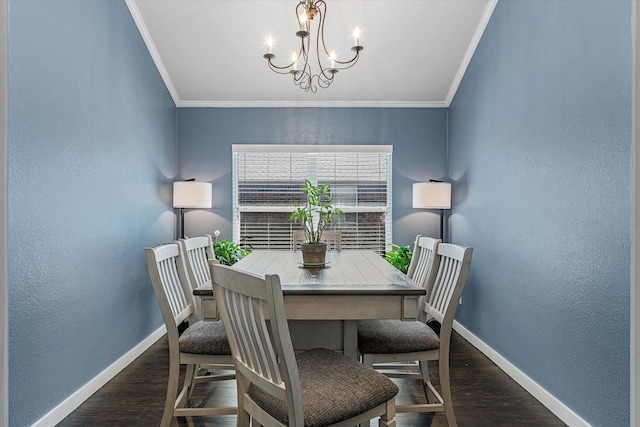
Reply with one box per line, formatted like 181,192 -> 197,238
179,208 -> 185,240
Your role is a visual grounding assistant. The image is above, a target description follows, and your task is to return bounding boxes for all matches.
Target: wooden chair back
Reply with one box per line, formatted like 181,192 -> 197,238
406,235 -> 441,290
145,244 -> 195,345
210,263 -> 304,425
405,235 -> 441,321
424,243 -> 473,343
293,230 -> 341,250
177,235 -> 215,290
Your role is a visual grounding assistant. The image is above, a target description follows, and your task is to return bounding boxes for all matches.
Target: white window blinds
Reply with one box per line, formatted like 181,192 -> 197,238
232,145 -> 393,254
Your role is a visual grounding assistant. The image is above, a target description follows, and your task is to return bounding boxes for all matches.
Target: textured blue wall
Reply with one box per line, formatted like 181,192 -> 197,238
448,1 -> 631,425
177,108 -> 448,247
8,1 -> 176,425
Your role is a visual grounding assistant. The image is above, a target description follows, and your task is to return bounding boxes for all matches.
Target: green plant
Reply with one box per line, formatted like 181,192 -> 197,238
290,179 -> 342,244
385,244 -> 413,274
212,230 -> 251,266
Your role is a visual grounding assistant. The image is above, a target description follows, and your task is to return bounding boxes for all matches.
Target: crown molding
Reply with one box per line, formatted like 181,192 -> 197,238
125,0 -> 181,107
176,100 -> 448,109
445,0 -> 498,107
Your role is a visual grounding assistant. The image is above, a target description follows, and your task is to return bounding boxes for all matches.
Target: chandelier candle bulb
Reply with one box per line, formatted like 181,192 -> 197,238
299,13 -> 306,30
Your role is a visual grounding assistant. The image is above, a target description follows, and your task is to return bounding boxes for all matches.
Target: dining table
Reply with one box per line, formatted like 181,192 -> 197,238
195,249 -> 425,359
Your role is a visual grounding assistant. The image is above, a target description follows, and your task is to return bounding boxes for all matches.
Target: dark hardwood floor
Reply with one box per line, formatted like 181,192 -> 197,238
58,331 -> 566,426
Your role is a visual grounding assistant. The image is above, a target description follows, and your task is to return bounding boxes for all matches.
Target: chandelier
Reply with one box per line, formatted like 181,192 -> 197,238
263,0 -> 364,93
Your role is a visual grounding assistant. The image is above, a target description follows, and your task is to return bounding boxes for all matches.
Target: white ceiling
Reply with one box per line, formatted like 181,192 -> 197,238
126,0 -> 497,108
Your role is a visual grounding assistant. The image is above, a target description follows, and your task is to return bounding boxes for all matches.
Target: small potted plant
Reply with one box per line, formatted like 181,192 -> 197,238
212,230 -> 251,266
385,243 -> 413,274
290,179 -> 342,265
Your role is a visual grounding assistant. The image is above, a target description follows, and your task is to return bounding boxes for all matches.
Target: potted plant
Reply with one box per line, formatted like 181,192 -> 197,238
290,179 -> 342,265
212,230 -> 251,266
385,243 -> 413,274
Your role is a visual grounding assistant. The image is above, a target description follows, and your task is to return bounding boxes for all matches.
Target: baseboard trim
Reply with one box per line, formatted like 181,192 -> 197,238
32,325 -> 166,427
453,321 -> 590,427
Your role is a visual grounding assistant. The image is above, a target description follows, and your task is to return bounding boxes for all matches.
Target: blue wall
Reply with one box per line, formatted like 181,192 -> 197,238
448,1 -> 631,426
8,1 -> 176,425
177,108 -> 448,246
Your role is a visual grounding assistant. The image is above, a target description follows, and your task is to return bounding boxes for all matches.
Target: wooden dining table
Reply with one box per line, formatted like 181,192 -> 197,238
195,249 -> 425,359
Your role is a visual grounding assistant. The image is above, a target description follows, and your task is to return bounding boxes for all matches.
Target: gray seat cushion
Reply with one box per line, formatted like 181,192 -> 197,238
248,348 -> 398,426
357,319 -> 440,354
178,320 -> 232,355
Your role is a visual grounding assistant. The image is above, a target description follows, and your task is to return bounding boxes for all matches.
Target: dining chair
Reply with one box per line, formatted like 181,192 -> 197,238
145,243 -> 236,427
177,235 -> 217,320
373,235 -> 441,377
357,243 -> 473,427
406,235 -> 441,320
293,230 -> 341,250
210,262 -> 399,427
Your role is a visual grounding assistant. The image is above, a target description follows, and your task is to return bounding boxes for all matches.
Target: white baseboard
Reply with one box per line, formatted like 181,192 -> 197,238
453,321 -> 590,427
32,325 -> 166,427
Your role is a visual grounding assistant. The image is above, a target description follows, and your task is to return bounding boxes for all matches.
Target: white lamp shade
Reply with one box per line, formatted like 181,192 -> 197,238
173,181 -> 212,208
413,182 -> 451,209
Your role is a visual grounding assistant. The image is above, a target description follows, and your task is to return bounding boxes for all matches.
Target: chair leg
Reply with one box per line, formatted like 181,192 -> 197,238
236,372 -> 251,427
362,353 -> 374,367
161,359 -> 181,427
176,364 -> 197,408
439,357 -> 457,427
419,360 -> 437,404
378,399 -> 396,427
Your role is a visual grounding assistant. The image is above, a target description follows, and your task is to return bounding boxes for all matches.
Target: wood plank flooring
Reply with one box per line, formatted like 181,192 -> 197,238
58,331 -> 566,426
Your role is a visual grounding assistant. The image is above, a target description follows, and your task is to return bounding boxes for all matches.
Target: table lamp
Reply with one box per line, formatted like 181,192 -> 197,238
173,179 -> 212,239
412,181 -> 452,241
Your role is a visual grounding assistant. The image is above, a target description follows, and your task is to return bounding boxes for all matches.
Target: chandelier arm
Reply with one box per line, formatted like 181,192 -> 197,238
266,57 -> 298,73
316,1 -> 332,59
333,51 -> 361,68
302,29 -> 311,63
318,73 -> 332,88
296,2 -> 304,22
294,63 -> 316,92
319,69 -> 336,82
314,9 -> 325,72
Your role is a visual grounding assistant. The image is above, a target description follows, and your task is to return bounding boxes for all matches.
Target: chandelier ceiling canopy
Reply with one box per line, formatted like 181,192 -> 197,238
263,0 -> 364,93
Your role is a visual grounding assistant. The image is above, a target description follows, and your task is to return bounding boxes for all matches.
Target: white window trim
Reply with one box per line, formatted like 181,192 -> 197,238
232,144 -> 393,154
232,144 -> 393,252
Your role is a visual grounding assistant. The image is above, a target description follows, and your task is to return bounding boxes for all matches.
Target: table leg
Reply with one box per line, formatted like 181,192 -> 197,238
343,320 -> 358,360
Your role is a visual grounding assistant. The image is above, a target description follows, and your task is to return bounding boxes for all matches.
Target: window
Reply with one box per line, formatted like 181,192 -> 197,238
232,145 -> 392,254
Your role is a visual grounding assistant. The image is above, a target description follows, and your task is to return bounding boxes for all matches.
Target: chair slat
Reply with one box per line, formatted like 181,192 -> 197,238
231,293 -> 251,365
159,258 -> 187,317
245,295 -> 271,379
188,246 -> 209,285
252,301 -> 282,384
238,294 -> 263,378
